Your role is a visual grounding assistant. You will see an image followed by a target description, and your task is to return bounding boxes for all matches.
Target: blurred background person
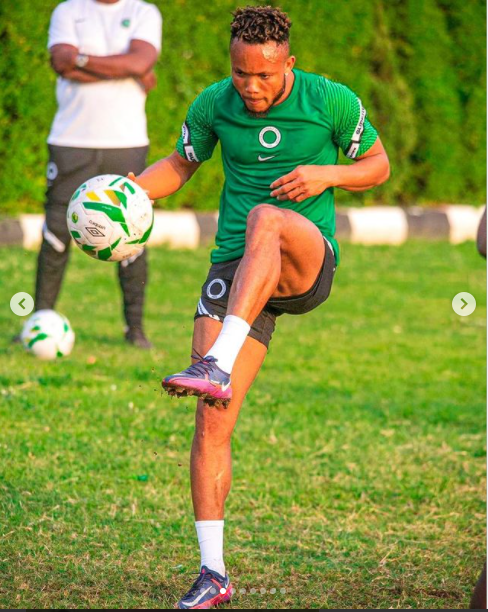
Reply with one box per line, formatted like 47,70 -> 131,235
24,0 -> 162,348
476,207 -> 486,259
470,205 -> 486,610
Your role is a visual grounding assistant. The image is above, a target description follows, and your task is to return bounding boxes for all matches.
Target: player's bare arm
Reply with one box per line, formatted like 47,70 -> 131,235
270,138 -> 390,202
130,151 -> 201,199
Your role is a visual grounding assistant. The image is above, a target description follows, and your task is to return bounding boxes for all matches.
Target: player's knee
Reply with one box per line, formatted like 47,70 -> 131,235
247,204 -> 283,235
195,403 -> 233,447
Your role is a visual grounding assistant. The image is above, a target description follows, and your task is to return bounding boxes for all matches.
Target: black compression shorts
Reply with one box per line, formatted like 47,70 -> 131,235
194,238 -> 337,348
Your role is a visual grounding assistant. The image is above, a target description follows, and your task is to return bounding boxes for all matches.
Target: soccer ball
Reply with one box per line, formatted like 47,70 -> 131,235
21,310 -> 75,361
67,174 -> 153,262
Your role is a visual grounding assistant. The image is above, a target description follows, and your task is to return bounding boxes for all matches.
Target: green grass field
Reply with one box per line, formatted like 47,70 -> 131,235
0,241 -> 485,610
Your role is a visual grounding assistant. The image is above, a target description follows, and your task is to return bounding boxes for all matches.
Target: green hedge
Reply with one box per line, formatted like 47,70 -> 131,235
0,0 -> 485,214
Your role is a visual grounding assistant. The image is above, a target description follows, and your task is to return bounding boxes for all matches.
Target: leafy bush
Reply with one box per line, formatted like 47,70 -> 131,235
0,0 -> 485,215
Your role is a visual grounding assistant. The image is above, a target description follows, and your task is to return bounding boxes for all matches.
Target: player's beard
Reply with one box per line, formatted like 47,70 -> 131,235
243,77 -> 287,118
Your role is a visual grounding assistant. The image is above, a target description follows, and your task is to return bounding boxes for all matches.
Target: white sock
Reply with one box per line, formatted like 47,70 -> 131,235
195,520 -> 225,577
205,315 -> 250,374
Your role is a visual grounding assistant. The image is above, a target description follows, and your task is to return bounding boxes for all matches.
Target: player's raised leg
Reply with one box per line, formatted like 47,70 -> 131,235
176,316 -> 267,610
228,204 -> 325,321
162,205 -> 325,406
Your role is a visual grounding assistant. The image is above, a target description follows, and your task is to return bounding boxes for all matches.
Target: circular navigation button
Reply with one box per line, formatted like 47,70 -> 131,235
10,292 -> 34,317
452,292 -> 476,317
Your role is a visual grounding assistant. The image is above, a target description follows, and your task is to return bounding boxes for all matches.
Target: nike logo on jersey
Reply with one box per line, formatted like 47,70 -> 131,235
258,154 -> 276,162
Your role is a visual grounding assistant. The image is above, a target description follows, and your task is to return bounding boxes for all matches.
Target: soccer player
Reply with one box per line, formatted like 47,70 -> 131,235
133,6 -> 390,608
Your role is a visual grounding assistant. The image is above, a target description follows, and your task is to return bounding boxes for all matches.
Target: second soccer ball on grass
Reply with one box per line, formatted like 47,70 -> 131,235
21,310 -> 75,361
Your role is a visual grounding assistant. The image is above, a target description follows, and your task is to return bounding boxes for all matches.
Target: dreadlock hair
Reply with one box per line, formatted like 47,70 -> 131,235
230,6 -> 292,46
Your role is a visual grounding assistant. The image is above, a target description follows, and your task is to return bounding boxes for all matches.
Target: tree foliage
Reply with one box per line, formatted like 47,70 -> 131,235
0,0 -> 485,214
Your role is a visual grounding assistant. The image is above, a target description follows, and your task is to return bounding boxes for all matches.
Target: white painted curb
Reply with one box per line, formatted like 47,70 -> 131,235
347,206 -> 409,245
147,211 -> 200,249
19,214 -> 44,250
444,205 -> 485,245
4,206 -> 485,251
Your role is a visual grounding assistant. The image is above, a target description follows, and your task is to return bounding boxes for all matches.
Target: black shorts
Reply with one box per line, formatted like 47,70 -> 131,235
194,238 -> 337,348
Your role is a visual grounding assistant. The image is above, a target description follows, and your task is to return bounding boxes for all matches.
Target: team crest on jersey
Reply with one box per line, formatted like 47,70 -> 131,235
121,19 -> 130,27
259,126 -> 281,149
257,127 -> 281,162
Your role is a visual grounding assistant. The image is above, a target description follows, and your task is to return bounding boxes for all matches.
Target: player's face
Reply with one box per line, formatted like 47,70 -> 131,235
230,40 -> 295,117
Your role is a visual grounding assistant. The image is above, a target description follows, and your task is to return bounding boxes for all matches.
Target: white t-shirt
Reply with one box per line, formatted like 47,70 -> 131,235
47,0 -> 162,148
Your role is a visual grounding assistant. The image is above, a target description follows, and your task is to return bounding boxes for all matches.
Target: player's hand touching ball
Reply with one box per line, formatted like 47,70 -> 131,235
127,172 -> 154,206
270,165 -> 337,203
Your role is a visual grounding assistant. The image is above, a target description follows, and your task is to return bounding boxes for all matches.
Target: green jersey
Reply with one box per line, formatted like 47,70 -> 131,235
176,68 -> 378,265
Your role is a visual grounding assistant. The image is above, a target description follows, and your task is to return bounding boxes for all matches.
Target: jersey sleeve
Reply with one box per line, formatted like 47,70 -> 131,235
132,4 -> 163,53
326,80 -> 378,159
48,2 -> 78,49
176,85 -> 220,163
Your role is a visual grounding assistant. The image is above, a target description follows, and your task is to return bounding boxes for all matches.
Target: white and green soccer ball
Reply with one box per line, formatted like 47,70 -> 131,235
21,310 -> 75,361
67,174 -> 154,262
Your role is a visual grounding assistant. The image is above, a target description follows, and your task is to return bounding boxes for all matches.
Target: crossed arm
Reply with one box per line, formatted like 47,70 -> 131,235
50,39 -> 158,92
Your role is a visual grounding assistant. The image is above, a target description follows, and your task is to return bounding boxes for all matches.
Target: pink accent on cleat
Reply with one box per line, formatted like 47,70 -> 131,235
162,356 -> 232,407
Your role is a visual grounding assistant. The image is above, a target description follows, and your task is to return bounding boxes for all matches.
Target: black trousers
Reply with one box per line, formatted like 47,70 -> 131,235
35,144 -> 149,329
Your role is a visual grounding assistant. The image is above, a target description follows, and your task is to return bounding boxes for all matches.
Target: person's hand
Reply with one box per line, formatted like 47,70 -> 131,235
127,173 -> 154,206
138,70 -> 157,94
50,45 -> 79,75
270,165 -> 338,203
